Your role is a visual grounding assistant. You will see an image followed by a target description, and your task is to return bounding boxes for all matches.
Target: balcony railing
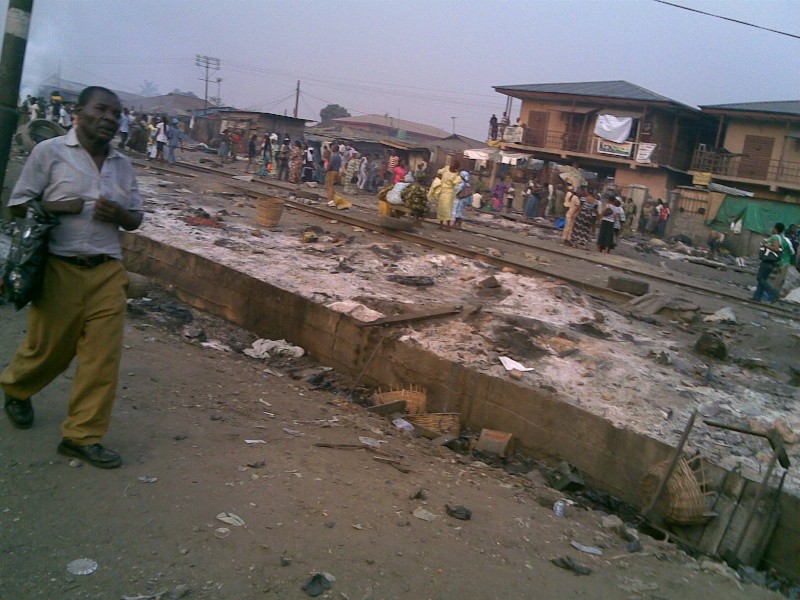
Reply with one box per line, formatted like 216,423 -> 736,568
498,125 -> 691,169
690,148 -> 800,187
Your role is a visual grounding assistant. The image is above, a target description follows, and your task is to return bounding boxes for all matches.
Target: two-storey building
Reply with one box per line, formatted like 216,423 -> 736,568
492,80 -> 717,201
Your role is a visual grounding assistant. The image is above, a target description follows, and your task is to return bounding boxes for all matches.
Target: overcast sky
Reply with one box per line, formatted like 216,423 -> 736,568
3,0 -> 799,140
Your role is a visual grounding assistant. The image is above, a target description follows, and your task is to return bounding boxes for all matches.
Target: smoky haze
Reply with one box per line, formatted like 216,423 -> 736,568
2,0 -> 799,140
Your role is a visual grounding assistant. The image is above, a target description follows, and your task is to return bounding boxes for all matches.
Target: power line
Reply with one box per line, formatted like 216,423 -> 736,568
652,0 -> 800,40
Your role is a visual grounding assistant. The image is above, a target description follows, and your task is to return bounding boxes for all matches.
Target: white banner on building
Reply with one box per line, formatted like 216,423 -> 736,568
593,114 -> 633,143
635,143 -> 657,164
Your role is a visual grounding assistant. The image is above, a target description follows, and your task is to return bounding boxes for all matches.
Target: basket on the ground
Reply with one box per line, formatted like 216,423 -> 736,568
639,456 -> 711,525
408,412 -> 461,435
374,385 -> 426,415
256,197 -> 285,227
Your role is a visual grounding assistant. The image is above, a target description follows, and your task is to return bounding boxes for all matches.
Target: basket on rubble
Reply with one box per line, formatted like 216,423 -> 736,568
256,196 -> 285,227
407,412 -> 461,436
639,456 -> 712,525
374,385 -> 427,415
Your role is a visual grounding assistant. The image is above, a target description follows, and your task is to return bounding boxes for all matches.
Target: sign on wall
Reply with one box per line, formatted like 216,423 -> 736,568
597,139 -> 632,157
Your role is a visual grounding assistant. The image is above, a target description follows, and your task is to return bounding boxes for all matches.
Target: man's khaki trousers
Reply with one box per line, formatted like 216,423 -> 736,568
1,257 -> 128,444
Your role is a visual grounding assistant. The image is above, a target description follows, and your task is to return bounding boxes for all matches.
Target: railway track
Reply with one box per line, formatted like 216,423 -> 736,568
133,158 -> 800,320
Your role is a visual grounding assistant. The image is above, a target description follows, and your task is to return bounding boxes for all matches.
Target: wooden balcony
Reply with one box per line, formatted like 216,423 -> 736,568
690,148 -> 800,190
497,126 -> 692,170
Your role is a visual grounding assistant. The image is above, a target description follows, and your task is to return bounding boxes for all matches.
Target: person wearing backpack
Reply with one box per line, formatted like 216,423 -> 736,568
753,222 -> 789,303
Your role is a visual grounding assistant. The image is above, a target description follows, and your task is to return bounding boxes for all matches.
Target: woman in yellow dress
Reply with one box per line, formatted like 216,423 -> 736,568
434,158 -> 462,230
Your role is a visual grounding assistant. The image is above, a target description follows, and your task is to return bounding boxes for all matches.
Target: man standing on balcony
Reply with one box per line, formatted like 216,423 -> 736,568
499,112 -> 510,140
489,114 -> 498,140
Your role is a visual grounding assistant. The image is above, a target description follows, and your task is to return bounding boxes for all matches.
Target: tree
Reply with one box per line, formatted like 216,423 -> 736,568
209,96 -> 223,107
320,104 -> 350,123
138,80 -> 159,96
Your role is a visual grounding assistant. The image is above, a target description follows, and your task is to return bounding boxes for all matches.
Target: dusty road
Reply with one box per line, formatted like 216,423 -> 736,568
0,291 -> 784,600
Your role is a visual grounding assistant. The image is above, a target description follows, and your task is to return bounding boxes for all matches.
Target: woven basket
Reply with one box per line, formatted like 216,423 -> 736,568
374,385 -> 426,415
408,412 -> 461,435
640,456 -> 711,525
256,197 -> 285,227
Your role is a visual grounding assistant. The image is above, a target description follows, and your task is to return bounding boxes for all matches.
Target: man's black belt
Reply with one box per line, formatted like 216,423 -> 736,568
50,254 -> 116,269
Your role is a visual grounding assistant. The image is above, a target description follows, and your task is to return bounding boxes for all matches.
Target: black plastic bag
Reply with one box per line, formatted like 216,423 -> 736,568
1,202 -> 58,310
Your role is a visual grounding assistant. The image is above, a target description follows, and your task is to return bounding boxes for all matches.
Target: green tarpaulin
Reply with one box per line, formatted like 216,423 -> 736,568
708,195 -> 800,235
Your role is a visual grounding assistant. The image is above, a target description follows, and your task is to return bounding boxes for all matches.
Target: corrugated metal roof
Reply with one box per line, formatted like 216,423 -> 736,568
333,114 -> 450,139
493,80 -> 688,106
699,100 -> 800,117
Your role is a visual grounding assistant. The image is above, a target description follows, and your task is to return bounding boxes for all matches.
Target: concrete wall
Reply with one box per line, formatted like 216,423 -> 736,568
120,232 -> 800,580
615,167 -> 670,203
724,119 -> 800,164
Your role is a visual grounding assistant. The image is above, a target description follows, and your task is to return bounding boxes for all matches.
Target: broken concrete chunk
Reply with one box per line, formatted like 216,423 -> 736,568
608,275 -> 650,296
475,428 -> 514,457
478,275 -> 501,289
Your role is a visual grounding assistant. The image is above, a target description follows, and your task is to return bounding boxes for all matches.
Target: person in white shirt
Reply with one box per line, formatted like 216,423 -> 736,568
28,98 -> 40,121
58,104 -> 72,130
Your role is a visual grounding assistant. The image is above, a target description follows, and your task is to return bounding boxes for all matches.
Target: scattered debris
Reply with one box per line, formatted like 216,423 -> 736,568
327,300 -> 385,322
445,504 -> 472,520
548,462 -> 585,492
570,540 -> 603,556
216,512 -> 245,527
499,356 -> 533,372
550,556 -> 592,575
412,507 -> 438,522
475,428 -> 514,457
66,558 -> 97,576
386,274 -> 435,287
703,307 -> 737,324
137,476 -> 158,483
478,276 -> 500,289
244,439 -> 267,445
301,572 -> 335,597
694,331 -> 728,360
553,500 -> 567,518
618,577 -> 659,593
244,338 -> 305,359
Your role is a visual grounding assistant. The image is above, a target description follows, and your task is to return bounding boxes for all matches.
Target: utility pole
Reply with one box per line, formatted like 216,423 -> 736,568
451,116 -> 457,135
216,78 -> 222,106
293,80 -> 299,118
195,54 -> 220,111
0,0 -> 33,204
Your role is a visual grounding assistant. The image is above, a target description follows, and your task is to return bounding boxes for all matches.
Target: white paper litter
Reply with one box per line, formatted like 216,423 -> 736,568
216,512 -> 246,527
200,340 -> 232,353
244,338 -> 305,359
244,439 -> 266,445
499,356 -> 534,372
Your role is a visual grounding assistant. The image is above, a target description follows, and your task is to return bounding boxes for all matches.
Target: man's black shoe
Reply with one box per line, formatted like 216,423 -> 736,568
57,439 -> 122,469
4,394 -> 34,429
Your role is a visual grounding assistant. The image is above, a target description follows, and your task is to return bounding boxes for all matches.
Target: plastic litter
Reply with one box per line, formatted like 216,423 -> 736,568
216,512 -> 245,527
66,558 -> 97,576
570,540 -> 603,556
301,572 -> 335,597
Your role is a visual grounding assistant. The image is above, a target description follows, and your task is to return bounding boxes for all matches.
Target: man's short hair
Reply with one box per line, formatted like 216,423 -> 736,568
76,86 -> 118,107
775,222 -> 785,234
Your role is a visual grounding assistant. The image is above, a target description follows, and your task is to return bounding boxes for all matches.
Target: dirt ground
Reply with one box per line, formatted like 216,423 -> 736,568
0,296 -> 786,600
1,150 -> 798,599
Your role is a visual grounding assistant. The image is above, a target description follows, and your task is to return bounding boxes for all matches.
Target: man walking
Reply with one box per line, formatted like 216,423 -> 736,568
326,144 -> 342,205
118,107 -> 130,149
167,118 -> 183,164
2,86 -> 143,469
